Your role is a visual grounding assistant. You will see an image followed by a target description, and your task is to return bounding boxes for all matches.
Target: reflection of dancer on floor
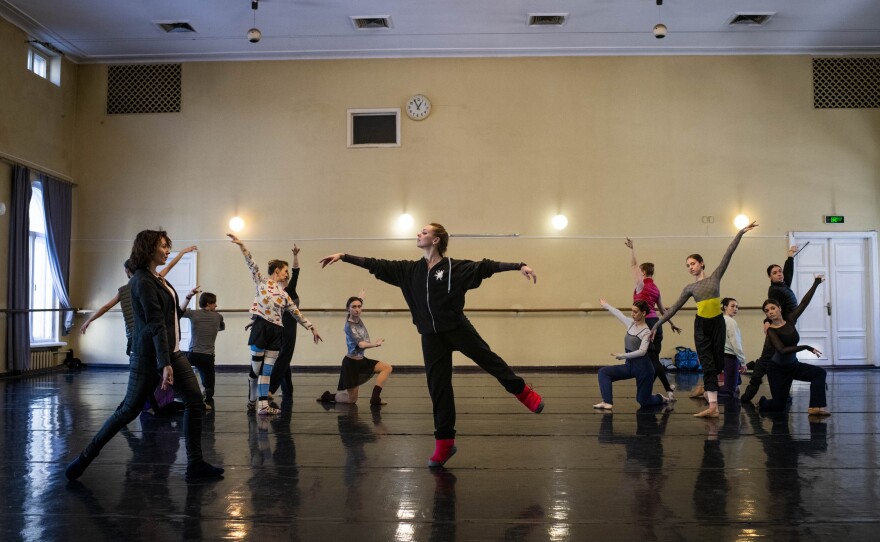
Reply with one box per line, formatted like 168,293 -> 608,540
228,234 -> 322,416
318,291 -> 393,405
741,245 -> 800,402
319,222 -> 544,469
651,221 -> 758,418
594,299 -> 668,410
625,238 -> 682,401
758,275 -> 830,416
66,230 -> 223,482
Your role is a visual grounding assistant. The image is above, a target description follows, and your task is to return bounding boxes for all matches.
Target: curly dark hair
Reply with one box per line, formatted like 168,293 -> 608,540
129,229 -> 171,270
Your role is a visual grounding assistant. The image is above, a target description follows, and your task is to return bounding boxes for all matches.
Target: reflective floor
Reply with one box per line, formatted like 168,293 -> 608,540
2,367 -> 880,541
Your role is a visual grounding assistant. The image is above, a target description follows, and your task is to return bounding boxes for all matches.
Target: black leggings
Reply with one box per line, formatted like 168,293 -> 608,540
761,361 -> 827,410
186,351 -> 215,399
644,317 -> 672,392
694,314 -> 725,393
81,351 -> 205,465
269,314 -> 298,395
421,319 -> 526,440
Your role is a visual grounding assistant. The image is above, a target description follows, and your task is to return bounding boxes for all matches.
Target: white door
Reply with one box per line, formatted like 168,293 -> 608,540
158,251 -> 198,351
790,233 -> 879,366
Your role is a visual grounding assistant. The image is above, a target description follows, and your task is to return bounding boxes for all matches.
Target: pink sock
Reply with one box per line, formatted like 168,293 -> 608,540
430,438 -> 455,462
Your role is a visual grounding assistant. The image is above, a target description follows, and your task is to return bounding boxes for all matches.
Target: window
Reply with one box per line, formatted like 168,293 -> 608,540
27,44 -> 61,86
28,48 -> 48,78
347,108 -> 401,147
29,182 -> 59,344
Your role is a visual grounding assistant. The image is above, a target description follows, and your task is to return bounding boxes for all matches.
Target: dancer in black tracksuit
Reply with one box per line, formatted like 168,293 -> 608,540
320,222 -> 544,468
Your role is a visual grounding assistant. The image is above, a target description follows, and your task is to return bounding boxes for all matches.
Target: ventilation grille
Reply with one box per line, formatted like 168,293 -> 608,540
729,13 -> 773,26
107,64 -> 181,115
351,16 -> 392,30
157,22 -> 196,33
813,57 -> 880,109
529,14 -> 567,27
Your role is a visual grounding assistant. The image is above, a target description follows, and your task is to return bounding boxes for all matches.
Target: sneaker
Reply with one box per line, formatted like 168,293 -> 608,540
428,439 -> 457,468
65,452 -> 96,481
257,400 -> 280,416
740,386 -> 757,403
185,460 -> 224,481
515,385 -> 544,414
316,391 -> 336,403
246,400 -> 256,412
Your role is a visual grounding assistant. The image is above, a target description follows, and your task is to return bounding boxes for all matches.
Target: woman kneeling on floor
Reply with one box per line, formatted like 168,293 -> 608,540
594,299 -> 669,411
318,292 -> 393,406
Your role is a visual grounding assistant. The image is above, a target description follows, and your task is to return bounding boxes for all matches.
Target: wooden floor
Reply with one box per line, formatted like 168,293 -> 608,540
2,366 -> 879,541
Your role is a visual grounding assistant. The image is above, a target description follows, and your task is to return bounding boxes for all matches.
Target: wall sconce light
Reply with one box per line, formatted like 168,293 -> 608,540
733,214 -> 750,229
552,214 -> 569,230
229,216 -> 245,232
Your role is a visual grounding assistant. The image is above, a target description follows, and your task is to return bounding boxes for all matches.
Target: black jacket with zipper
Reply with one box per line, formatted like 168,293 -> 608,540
342,255 -> 523,335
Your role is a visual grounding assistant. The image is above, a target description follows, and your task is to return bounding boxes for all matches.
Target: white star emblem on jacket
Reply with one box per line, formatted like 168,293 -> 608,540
434,269 -> 445,281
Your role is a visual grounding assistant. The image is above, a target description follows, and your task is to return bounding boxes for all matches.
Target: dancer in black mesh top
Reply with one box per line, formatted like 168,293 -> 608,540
652,221 -> 757,418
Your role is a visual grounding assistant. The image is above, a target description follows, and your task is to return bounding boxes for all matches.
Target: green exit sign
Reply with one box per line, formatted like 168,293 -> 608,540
825,215 -> 845,224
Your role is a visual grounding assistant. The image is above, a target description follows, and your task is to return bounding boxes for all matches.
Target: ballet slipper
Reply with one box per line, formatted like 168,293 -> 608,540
694,406 -> 719,418
689,385 -> 705,399
592,402 -> 613,410
807,407 -> 831,416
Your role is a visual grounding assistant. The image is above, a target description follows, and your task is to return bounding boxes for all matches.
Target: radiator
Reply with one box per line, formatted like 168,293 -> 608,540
30,348 -> 61,371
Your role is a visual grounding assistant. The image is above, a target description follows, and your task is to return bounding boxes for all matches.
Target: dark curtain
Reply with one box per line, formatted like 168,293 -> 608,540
39,174 -> 74,334
7,166 -> 31,371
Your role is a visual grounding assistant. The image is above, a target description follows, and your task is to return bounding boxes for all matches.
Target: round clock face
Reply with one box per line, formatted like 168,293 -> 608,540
406,94 -> 431,120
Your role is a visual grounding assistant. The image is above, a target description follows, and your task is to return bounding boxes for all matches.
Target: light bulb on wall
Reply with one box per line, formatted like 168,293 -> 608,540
733,214 -> 750,229
552,214 -> 568,230
397,213 -> 414,231
229,216 -> 245,232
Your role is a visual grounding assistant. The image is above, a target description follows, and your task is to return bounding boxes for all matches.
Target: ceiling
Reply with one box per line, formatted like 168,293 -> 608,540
3,0 -> 880,64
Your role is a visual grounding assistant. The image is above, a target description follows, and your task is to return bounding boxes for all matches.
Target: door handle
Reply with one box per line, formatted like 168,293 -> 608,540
826,303 -> 832,316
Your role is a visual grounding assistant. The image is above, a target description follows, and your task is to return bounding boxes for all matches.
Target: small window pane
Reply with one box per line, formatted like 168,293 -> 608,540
32,52 -> 47,79
28,183 -> 58,343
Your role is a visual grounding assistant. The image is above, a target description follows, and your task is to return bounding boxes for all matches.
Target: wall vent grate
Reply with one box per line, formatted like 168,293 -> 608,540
529,14 -> 567,27
729,13 -> 773,26
107,64 -> 182,115
813,57 -> 880,109
351,16 -> 392,30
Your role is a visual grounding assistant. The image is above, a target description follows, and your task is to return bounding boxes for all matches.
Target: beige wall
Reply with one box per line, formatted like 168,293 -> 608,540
0,17 -> 77,371
66,56 -> 880,367
3,14 -> 879,369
